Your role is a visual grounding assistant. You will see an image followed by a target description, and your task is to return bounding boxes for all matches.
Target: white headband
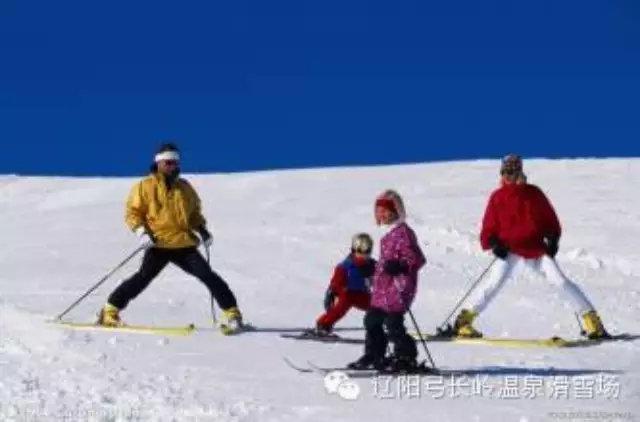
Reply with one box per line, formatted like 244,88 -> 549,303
154,151 -> 180,162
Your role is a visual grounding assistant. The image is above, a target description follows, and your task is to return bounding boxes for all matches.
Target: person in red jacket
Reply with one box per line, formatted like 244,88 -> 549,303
310,233 -> 376,336
451,154 -> 610,339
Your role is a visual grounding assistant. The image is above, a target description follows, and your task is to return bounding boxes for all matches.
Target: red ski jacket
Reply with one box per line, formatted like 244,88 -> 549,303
480,183 -> 561,259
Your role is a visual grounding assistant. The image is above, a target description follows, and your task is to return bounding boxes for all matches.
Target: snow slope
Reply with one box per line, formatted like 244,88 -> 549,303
1,159 -> 639,421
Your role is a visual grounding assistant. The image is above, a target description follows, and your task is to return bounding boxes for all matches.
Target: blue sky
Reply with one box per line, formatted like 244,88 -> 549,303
1,1 -> 639,176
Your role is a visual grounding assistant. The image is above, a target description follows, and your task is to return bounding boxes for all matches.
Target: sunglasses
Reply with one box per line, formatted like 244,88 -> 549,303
353,248 -> 372,255
162,160 -> 179,166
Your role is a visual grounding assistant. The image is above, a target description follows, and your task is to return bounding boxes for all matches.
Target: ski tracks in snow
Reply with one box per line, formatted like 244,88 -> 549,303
0,303 -> 314,421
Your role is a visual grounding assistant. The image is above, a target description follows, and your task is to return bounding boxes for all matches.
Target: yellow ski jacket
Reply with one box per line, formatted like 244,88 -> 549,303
125,173 -> 206,249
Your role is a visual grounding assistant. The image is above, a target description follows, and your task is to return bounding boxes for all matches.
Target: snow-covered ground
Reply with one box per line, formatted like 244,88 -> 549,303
1,158 -> 638,421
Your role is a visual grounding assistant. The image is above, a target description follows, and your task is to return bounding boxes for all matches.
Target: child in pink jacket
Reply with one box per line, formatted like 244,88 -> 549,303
348,190 -> 426,372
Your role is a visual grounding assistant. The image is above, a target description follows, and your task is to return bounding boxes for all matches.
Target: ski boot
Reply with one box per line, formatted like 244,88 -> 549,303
302,324 -> 335,338
581,310 -> 611,340
386,355 -> 419,374
452,309 -> 482,338
380,354 -> 438,375
96,303 -> 122,327
220,306 -> 244,335
347,354 -> 390,371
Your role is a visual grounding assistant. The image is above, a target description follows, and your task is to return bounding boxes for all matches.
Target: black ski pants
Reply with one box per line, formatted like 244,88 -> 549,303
108,247 -> 237,311
364,307 -> 417,360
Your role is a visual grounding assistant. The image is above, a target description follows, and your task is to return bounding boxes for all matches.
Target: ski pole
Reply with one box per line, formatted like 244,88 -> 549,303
55,246 -> 144,321
436,257 -> 497,333
393,279 -> 437,369
204,245 -> 218,324
574,312 -> 586,336
408,309 -> 437,369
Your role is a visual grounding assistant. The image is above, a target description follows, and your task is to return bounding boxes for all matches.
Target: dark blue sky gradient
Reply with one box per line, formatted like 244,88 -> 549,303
1,1 -> 639,176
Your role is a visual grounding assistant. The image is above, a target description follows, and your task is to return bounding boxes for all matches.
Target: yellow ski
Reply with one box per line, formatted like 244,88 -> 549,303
411,333 -> 637,348
52,321 -> 196,336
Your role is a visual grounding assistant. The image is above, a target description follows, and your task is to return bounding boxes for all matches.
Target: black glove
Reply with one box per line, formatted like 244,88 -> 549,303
544,236 -> 559,258
360,260 -> 376,278
383,259 -> 408,276
323,289 -> 336,311
489,236 -> 509,260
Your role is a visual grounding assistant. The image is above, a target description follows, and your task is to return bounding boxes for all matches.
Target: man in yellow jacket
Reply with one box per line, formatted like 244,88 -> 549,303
98,143 -> 243,333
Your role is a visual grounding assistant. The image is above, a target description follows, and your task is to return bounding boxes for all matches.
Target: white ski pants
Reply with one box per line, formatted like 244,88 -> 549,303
465,254 -> 595,316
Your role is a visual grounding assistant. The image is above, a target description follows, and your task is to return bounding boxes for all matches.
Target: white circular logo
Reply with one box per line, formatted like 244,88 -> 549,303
323,371 -> 361,401
324,371 -> 349,394
337,380 -> 361,401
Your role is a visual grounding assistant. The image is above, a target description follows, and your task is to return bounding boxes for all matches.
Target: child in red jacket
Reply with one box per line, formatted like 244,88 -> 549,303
451,154 -> 610,339
311,233 -> 376,336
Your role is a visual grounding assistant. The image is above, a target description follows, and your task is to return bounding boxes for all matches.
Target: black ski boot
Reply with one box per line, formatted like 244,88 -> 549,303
387,355 -> 418,373
347,354 -> 390,370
